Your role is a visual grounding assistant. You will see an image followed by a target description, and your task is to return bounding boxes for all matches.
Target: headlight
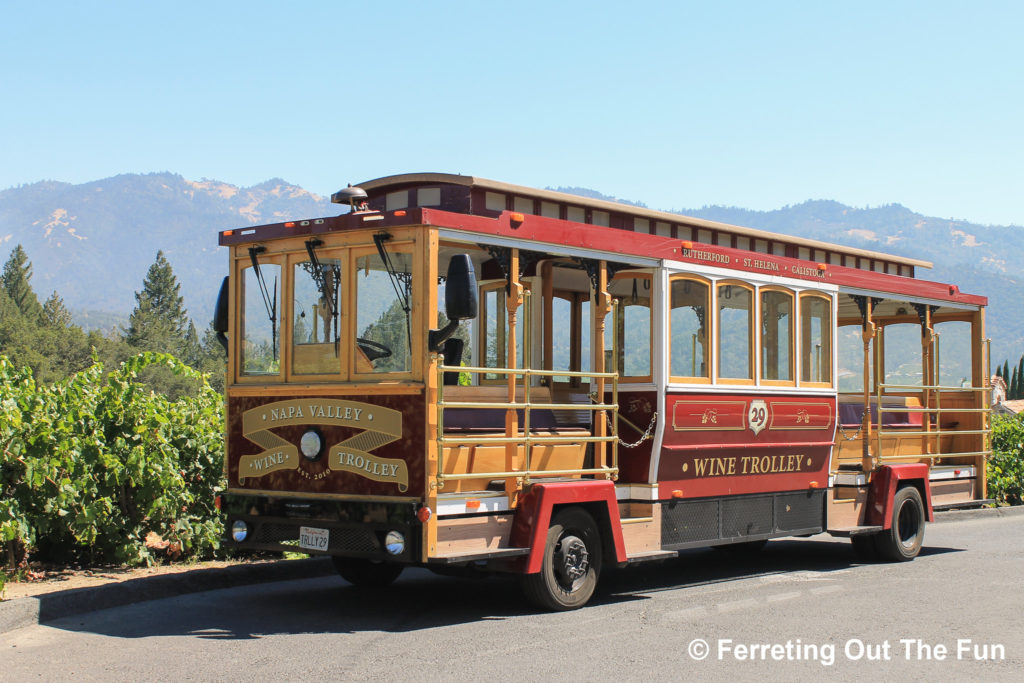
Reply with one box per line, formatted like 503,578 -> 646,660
300,430 -> 323,460
384,530 -> 405,555
231,520 -> 249,543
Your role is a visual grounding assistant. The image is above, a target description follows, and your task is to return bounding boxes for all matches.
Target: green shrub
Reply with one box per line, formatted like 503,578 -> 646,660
989,414 -> 1024,506
1,352 -> 225,568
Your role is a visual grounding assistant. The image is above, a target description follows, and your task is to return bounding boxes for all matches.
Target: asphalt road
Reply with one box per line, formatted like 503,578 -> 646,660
2,513 -> 1022,681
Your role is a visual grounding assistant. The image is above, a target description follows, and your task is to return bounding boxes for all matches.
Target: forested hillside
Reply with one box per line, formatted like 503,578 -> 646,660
1,174 -> 1021,363
0,173 -> 342,321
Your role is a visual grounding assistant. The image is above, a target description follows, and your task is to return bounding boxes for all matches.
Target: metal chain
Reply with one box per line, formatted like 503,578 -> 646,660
607,411 -> 658,448
837,423 -> 863,441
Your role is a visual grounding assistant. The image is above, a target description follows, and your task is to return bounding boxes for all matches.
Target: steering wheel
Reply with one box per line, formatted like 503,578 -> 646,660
356,338 -> 393,361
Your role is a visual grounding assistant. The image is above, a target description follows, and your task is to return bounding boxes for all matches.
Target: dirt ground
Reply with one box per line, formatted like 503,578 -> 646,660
1,559 -> 276,601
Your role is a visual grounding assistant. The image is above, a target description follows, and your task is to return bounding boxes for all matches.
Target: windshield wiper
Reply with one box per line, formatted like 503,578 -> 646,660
248,246 -> 278,358
304,239 -> 340,343
373,232 -> 412,351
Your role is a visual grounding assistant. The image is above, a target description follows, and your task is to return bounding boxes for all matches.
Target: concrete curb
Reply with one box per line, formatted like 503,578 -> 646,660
933,503 -> 1024,524
0,556 -> 334,635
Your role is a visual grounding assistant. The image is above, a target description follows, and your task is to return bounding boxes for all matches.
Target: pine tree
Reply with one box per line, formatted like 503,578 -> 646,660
42,291 -> 72,328
1017,355 -> 1024,400
2,245 -> 44,323
182,320 -> 201,367
125,251 -> 190,355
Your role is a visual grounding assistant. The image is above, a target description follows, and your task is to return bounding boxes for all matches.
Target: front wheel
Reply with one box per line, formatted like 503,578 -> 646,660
874,486 -> 925,562
520,507 -> 603,611
332,557 -> 404,587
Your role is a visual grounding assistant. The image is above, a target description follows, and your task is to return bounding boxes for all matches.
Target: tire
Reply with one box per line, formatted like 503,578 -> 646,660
874,486 -> 926,562
332,557 -> 404,587
520,507 -> 603,611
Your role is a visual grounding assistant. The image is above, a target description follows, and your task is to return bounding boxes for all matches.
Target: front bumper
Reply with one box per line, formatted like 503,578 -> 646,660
222,494 -> 421,563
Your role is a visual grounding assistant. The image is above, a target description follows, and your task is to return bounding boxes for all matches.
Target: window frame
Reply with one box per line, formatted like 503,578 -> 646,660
759,286 -> 796,387
235,250 -> 286,384
287,248 -> 348,381
798,291 -> 834,388
348,242 -> 417,381
607,271 -> 654,384
715,280 -> 756,385
668,274 -> 712,385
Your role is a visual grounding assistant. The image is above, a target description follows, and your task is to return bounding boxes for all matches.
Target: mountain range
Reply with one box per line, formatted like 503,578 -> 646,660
1,173 -> 1020,365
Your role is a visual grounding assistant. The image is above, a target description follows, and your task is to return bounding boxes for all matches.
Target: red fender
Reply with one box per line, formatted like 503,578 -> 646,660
511,480 -> 628,574
865,463 -> 934,528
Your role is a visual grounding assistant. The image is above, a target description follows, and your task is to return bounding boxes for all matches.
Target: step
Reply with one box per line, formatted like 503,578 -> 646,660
828,525 -> 883,537
429,547 -> 531,564
625,550 -> 678,564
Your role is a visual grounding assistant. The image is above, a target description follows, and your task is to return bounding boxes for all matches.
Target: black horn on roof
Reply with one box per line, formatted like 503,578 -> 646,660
331,184 -> 369,212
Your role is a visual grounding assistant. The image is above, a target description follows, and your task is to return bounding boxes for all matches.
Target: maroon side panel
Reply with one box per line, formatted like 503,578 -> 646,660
614,390 -> 658,483
226,393 -> 426,498
658,392 -> 837,498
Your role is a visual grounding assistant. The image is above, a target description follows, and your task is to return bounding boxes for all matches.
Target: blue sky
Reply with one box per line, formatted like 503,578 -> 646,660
2,1 -> 1022,225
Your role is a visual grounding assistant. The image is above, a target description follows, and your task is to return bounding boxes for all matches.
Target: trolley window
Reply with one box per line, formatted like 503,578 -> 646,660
240,261 -> 281,377
760,288 -> 794,384
669,276 -> 710,382
800,293 -> 832,385
718,282 -> 754,382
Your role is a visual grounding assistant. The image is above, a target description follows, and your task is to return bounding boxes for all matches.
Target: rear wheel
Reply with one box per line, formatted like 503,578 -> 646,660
874,486 -> 925,562
332,557 -> 404,587
521,507 -> 602,611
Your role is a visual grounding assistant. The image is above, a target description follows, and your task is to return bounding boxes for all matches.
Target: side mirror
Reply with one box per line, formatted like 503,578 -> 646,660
213,276 -> 229,354
429,255 -> 478,352
444,254 -> 478,321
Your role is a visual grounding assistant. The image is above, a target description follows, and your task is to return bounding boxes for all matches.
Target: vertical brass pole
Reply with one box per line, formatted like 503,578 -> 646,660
423,230 -> 440,561
505,249 -> 522,507
922,307 -> 933,456
595,262 -> 612,474
862,299 -> 876,472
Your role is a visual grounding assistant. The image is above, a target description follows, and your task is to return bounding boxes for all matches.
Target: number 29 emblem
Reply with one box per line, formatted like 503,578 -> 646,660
748,399 -> 768,436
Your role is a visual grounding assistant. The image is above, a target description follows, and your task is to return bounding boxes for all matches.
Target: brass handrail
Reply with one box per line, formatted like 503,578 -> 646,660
873,380 -> 992,462
435,363 -> 619,492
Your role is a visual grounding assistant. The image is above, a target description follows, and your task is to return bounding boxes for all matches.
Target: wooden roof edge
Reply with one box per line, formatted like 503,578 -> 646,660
355,172 -> 933,270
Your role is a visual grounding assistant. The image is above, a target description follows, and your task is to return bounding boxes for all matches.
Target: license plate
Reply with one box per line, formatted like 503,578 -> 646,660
299,526 -> 329,552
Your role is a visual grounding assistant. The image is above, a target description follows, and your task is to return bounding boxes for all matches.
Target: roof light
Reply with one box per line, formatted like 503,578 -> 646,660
817,263 -> 827,271
681,241 -> 693,249
510,212 -> 525,223
465,499 -> 481,510
285,222 -> 296,228
671,489 -> 684,498
223,230 -> 234,236
394,210 -> 407,217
